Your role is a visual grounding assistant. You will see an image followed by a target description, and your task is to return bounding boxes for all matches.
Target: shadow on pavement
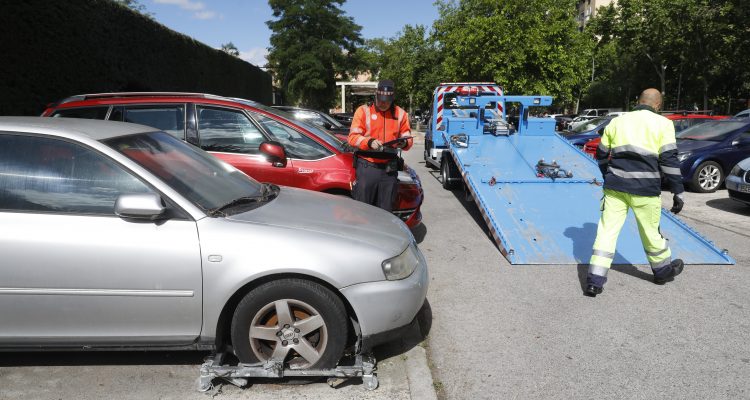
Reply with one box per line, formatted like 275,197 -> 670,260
0,350 -> 208,367
576,263 -> 655,292
706,198 -> 750,216
411,222 -> 427,243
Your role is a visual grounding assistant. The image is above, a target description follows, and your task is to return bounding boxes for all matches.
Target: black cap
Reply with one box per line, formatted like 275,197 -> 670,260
376,79 -> 395,103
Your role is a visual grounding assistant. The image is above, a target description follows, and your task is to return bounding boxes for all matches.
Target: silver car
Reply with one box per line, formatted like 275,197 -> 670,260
0,117 -> 428,369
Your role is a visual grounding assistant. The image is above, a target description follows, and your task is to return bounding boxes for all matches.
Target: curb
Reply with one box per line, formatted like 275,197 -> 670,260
404,344 -> 438,400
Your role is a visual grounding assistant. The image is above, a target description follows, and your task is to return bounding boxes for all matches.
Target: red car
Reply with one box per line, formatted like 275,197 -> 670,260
582,113 -> 729,157
42,93 -> 423,227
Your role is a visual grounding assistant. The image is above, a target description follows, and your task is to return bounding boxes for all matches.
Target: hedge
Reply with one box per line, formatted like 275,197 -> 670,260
0,0 -> 272,115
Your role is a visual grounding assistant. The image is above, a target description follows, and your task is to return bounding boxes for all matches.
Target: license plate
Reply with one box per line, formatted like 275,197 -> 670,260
740,183 -> 750,193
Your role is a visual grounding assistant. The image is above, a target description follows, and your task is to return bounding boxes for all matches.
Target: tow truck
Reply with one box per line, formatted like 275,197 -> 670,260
424,83 -> 733,265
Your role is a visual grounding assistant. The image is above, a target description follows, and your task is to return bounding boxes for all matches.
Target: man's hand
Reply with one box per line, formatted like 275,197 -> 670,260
369,139 -> 383,151
671,193 -> 684,214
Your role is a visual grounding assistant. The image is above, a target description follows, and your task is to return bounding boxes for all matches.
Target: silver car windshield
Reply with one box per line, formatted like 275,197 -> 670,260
571,117 -> 610,133
232,98 -> 344,149
104,131 -> 264,212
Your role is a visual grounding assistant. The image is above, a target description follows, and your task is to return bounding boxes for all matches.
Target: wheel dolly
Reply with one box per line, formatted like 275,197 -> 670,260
197,352 -> 378,392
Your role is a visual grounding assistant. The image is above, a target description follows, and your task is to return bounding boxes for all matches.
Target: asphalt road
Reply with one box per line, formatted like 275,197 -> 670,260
404,135 -> 750,400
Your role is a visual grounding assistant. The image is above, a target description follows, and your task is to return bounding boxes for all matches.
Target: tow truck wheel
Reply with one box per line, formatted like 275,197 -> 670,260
441,156 -> 458,190
230,278 -> 348,372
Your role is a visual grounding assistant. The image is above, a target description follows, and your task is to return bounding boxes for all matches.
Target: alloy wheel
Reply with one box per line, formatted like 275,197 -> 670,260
248,299 -> 328,369
698,164 -> 721,191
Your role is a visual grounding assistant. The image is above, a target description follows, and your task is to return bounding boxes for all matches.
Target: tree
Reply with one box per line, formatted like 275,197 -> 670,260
112,0 -> 154,19
266,0 -> 363,109
221,42 -> 240,57
360,25 -> 442,112
432,0 -> 592,108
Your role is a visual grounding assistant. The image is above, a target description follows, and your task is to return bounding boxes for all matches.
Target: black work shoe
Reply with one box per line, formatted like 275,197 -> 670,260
654,259 -> 684,285
584,285 -> 603,297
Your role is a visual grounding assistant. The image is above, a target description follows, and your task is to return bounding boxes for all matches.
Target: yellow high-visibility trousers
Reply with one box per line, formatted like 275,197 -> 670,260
588,189 -> 673,287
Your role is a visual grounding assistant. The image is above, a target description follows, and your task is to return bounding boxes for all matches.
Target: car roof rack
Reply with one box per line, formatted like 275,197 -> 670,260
54,92 -> 228,106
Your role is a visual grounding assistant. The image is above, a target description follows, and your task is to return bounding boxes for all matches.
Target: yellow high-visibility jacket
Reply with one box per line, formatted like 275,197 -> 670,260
596,105 -> 684,196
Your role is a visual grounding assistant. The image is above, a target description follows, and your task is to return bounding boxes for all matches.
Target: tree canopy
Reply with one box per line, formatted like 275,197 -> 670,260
433,0 -> 592,106
266,0 -> 363,109
586,0 -> 750,112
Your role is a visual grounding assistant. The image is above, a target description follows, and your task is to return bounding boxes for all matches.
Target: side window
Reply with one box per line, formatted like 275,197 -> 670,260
51,107 -> 109,120
0,134 -> 153,215
252,113 -> 332,160
197,106 -> 265,153
123,105 -> 185,140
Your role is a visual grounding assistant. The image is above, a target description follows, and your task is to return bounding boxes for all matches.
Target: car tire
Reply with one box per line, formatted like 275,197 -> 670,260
230,278 -> 348,371
441,155 -> 459,190
691,161 -> 723,193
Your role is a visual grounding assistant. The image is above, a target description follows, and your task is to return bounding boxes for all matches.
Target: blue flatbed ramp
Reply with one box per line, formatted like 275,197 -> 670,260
446,128 -> 734,265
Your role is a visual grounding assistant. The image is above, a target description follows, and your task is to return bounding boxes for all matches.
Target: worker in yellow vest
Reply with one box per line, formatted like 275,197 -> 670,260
586,88 -> 685,297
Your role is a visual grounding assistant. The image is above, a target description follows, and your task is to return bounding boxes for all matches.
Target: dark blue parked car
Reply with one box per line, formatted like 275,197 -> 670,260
560,116 -> 613,147
676,119 -> 750,192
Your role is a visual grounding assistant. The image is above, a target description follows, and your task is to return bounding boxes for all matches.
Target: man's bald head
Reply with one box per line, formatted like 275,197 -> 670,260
638,88 -> 662,111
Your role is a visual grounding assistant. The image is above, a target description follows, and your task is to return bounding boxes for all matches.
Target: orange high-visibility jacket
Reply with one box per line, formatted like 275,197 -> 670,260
348,104 -> 412,163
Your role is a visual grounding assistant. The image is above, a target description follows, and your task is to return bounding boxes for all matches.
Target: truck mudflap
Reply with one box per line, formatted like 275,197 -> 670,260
446,132 -> 734,265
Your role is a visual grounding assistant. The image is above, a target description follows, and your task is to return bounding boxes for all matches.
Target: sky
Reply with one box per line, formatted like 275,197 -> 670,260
144,0 -> 441,67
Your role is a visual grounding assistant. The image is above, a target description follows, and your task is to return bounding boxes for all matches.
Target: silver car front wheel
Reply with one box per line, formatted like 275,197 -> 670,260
231,279 -> 347,370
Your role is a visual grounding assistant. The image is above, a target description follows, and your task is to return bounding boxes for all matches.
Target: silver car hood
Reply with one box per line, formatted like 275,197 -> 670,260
226,186 -> 411,254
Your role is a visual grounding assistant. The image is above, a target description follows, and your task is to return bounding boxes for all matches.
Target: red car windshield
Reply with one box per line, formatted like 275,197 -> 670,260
104,131 -> 265,213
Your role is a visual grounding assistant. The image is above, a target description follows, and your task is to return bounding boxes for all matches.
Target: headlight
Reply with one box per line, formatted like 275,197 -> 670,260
730,164 -> 745,176
677,152 -> 692,162
381,244 -> 419,280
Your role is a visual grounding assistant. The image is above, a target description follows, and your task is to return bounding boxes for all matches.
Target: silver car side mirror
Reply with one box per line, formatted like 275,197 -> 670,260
115,193 -> 166,220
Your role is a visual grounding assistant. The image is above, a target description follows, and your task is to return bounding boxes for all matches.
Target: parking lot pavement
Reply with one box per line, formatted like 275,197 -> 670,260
403,136 -> 750,400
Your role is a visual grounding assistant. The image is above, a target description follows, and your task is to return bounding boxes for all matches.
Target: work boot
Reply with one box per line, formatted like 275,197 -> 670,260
584,285 -> 603,297
654,259 -> 684,285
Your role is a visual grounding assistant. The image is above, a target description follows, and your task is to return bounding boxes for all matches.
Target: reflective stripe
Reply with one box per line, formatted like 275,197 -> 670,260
609,167 -> 660,179
593,249 -> 615,259
588,264 -> 610,277
660,166 -> 681,175
354,136 -> 367,147
350,127 -> 363,134
611,144 -> 657,157
646,246 -> 669,257
597,142 -> 610,152
659,142 -> 677,153
650,258 -> 672,269
364,106 -> 371,134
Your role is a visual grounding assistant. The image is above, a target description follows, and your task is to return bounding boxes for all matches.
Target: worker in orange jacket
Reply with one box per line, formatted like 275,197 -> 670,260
348,79 -> 413,211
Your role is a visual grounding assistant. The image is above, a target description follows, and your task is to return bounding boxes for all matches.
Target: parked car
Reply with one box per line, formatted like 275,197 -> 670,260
582,113 -> 730,157
664,113 -> 730,133
42,93 -> 423,227
330,112 -> 354,127
273,106 -> 350,140
734,109 -> 750,119
560,116 -> 614,147
0,117 -> 429,366
673,119 -> 750,192
726,156 -> 750,206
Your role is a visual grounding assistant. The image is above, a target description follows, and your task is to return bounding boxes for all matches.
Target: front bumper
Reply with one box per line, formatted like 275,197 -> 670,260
340,249 -> 429,341
726,175 -> 750,205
